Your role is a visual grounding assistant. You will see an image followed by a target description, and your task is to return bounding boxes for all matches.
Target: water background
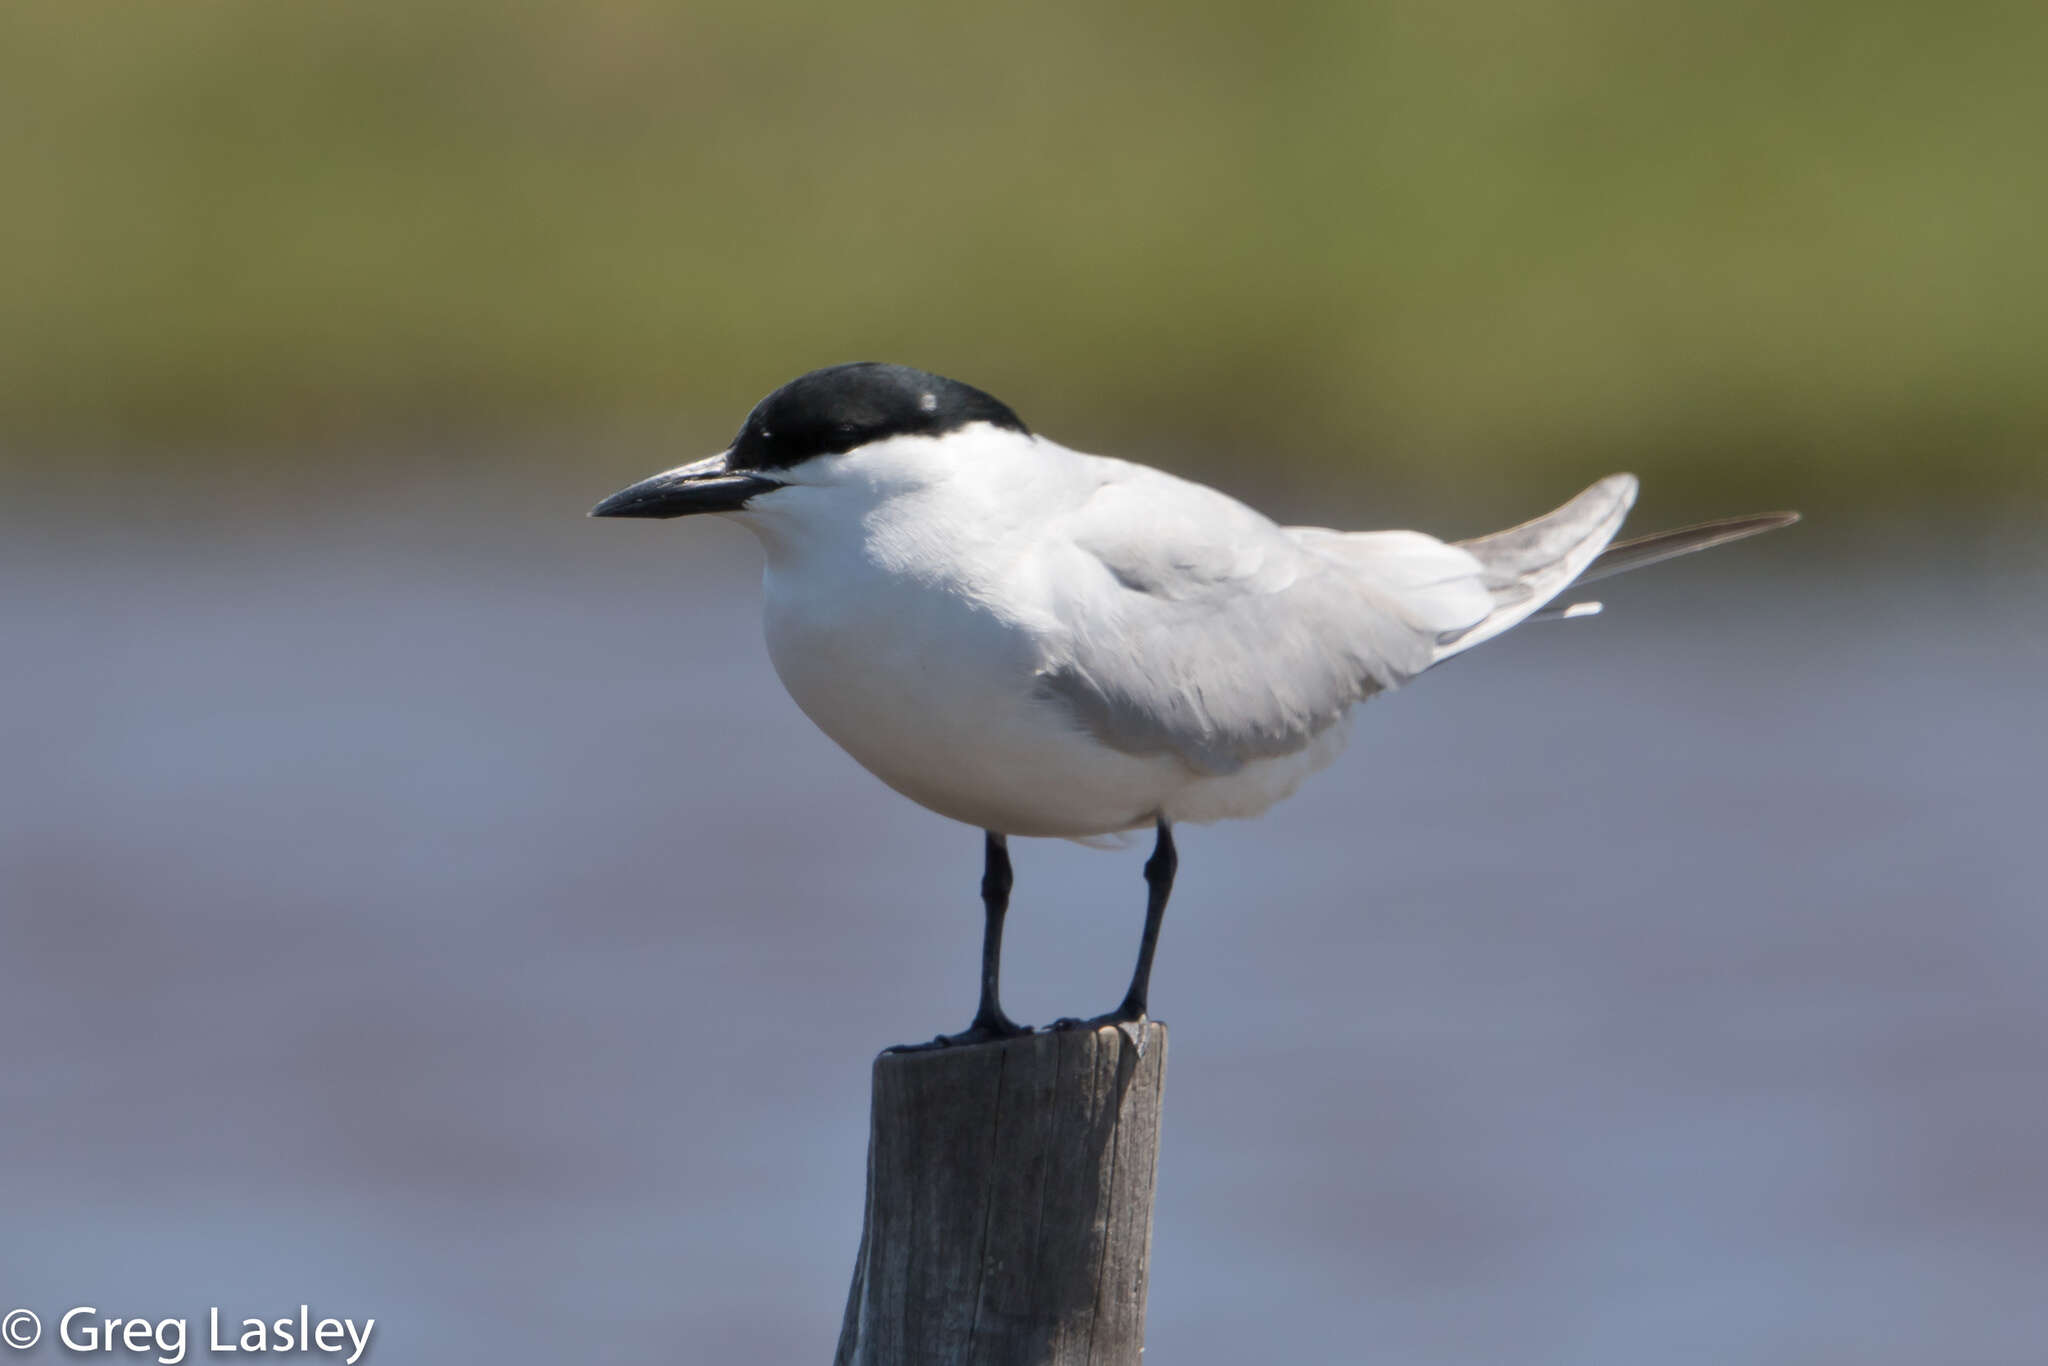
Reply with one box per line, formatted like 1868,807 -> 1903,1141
3,468 -> 2042,1364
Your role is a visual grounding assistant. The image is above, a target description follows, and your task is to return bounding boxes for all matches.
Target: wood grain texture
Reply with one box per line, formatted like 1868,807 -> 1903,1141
835,1022 -> 1168,1366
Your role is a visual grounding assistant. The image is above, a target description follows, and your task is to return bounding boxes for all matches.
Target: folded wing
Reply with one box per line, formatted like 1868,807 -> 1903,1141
1031,467 -> 1498,775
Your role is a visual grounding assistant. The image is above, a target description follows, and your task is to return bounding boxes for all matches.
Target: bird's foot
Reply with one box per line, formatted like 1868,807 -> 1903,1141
1096,999 -> 1155,1056
1043,1000 -> 1149,1033
887,1012 -> 1032,1053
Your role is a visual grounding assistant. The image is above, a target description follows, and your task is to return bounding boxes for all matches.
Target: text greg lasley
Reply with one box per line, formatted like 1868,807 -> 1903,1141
211,1307 -> 373,1362
58,1307 -> 372,1365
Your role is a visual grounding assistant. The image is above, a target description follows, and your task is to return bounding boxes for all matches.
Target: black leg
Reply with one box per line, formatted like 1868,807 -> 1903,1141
895,831 -> 1029,1050
1105,819 -> 1176,1024
968,831 -> 1023,1036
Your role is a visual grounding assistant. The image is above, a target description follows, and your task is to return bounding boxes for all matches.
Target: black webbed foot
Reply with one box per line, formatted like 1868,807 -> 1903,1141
888,1012 -> 1032,1053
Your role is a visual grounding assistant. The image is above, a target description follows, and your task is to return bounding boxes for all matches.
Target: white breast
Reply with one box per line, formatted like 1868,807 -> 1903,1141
758,536 -> 1169,836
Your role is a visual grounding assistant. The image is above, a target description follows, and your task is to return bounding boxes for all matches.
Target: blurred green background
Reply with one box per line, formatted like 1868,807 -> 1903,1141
3,0 -> 2042,516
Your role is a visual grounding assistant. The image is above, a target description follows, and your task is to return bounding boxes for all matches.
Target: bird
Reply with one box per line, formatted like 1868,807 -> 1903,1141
592,362 -> 1797,1046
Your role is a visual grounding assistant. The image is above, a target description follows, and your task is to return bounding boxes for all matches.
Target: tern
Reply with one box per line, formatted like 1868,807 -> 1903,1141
593,362 -> 1796,1044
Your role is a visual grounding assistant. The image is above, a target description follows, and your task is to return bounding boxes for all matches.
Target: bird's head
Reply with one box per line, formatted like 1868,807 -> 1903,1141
589,362 -> 1030,524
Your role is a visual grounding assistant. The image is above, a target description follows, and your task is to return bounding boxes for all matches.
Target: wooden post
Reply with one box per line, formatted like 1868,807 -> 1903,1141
834,1021 -> 1169,1366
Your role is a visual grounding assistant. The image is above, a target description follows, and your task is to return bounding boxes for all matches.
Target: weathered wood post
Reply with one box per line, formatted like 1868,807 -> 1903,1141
834,1021 -> 1169,1366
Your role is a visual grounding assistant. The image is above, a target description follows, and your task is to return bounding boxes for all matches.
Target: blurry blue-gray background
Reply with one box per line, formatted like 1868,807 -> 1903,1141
2,4 -> 2042,1363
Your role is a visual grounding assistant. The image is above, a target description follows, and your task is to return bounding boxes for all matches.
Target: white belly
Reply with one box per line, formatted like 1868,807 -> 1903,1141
758,553 -> 1349,840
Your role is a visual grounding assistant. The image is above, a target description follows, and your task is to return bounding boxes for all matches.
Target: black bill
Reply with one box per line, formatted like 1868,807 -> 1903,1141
589,461 -> 782,519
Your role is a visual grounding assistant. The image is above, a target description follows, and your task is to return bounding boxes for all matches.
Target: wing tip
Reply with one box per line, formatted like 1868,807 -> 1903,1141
1586,472 -> 1641,516
1703,509 -> 1804,544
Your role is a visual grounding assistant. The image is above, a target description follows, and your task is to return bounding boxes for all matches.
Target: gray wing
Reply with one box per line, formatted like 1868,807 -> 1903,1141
1029,468 -> 1492,775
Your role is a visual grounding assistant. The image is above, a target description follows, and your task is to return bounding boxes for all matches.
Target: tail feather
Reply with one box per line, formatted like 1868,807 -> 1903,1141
1346,477 -> 1799,673
1433,473 -> 1638,662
